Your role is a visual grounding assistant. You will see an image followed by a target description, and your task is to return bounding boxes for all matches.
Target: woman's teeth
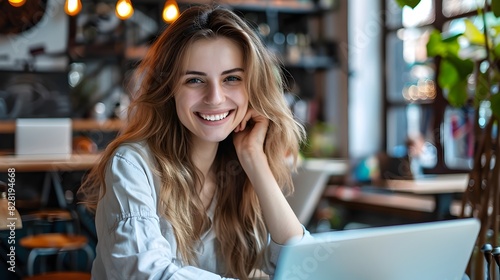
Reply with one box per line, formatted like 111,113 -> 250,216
199,112 -> 229,121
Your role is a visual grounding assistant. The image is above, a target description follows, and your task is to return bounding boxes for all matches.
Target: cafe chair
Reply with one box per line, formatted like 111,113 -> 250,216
22,209 -> 76,235
2,181 -> 91,279
20,232 -> 93,277
18,205 -> 94,277
13,185 -> 94,277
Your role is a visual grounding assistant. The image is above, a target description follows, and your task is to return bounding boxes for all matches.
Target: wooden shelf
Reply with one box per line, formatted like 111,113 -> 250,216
72,119 -> 124,131
0,119 -> 124,134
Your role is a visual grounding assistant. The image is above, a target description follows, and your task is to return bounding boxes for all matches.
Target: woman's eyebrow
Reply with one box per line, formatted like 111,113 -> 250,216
184,68 -> 244,76
185,70 -> 206,76
221,68 -> 244,75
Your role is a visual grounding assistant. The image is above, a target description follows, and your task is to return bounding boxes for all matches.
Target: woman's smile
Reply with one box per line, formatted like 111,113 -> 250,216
197,110 -> 231,122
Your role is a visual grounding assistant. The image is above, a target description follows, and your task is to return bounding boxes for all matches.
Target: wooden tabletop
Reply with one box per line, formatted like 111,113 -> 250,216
384,173 -> 469,194
0,154 -> 102,172
0,119 -> 123,133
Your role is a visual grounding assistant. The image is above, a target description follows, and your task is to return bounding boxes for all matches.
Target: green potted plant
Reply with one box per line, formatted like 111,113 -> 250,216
396,1 -> 500,279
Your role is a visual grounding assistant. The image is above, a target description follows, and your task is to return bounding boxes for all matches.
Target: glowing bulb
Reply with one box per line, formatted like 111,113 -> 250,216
162,0 -> 179,23
116,0 -> 134,20
8,0 -> 26,7
65,0 -> 82,16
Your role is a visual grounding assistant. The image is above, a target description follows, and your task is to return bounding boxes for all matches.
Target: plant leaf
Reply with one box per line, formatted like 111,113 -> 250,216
442,34 -> 462,56
394,0 -> 421,9
463,19 -> 486,46
492,25 -> 500,37
492,0 -> 500,18
427,30 -> 447,57
447,80 -> 469,107
446,54 -> 474,79
494,41 -> 500,58
475,72 -> 489,108
491,93 -> 500,119
438,59 -> 459,90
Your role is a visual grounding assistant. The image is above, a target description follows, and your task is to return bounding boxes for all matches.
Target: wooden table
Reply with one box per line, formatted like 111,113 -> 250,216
384,173 -> 469,194
0,154 -> 101,172
323,174 -> 469,223
383,173 -> 469,219
0,154 -> 102,208
0,119 -> 123,133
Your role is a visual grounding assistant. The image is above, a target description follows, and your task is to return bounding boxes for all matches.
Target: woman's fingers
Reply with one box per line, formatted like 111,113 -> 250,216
235,111 -> 251,133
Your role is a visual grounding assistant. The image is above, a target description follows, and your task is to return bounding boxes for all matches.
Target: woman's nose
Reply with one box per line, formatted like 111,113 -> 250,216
204,83 -> 225,105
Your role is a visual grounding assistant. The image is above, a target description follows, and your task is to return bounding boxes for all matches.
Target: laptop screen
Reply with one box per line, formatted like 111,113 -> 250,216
274,218 -> 480,280
15,118 -> 72,159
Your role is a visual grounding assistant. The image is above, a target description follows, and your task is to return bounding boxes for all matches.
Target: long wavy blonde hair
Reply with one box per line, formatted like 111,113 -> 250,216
78,4 -> 305,279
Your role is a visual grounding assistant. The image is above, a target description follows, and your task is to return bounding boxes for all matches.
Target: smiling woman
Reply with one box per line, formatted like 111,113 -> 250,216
77,4 -> 311,280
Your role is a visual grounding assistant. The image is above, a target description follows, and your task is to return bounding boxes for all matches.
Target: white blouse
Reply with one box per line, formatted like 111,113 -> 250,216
90,142 -> 311,279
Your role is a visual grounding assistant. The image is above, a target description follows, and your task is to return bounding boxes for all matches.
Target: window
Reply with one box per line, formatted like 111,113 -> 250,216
382,0 -> 487,172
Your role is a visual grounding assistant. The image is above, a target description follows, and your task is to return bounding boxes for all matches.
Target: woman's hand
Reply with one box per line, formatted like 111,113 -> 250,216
233,108 -> 269,168
233,109 -> 304,244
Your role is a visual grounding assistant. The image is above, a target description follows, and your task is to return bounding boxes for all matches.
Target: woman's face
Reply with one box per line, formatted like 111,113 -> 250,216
175,37 -> 249,144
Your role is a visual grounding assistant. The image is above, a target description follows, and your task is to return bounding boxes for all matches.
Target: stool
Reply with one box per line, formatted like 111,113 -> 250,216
23,271 -> 91,280
19,208 -> 93,277
20,233 -> 94,276
22,209 -> 76,235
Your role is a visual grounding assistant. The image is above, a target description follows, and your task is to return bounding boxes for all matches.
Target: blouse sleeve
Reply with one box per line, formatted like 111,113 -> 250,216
92,147 -> 237,280
260,224 -> 315,277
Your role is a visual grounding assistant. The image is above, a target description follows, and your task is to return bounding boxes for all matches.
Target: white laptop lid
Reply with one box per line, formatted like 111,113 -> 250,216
274,218 -> 480,280
288,167 -> 331,225
15,118 -> 72,159
288,159 -> 349,225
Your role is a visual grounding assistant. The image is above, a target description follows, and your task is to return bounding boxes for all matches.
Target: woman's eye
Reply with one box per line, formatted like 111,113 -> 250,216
224,76 -> 241,82
186,78 -> 203,84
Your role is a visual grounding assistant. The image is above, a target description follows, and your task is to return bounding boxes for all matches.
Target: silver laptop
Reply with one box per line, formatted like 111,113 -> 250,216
274,218 -> 480,280
288,167 -> 331,225
15,118 -> 72,159
287,159 -> 349,225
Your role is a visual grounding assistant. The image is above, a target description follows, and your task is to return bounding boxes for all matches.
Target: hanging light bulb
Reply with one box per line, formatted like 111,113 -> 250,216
116,0 -> 134,20
8,0 -> 26,7
65,0 -> 82,16
162,0 -> 179,23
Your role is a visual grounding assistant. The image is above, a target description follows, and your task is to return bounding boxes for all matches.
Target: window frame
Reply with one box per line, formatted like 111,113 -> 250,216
381,0 -> 482,173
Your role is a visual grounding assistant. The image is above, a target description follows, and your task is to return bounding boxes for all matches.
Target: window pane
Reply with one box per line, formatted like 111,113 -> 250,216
387,105 -> 437,169
442,106 -> 474,170
386,28 -> 436,103
387,105 -> 432,154
387,106 -> 409,155
443,0 -> 487,17
402,0 -> 435,27
443,12 -> 500,36
385,0 -> 403,29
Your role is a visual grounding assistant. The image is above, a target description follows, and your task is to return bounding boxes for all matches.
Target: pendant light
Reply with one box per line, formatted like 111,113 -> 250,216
8,0 -> 26,7
162,0 -> 179,23
116,0 -> 134,20
65,0 -> 82,16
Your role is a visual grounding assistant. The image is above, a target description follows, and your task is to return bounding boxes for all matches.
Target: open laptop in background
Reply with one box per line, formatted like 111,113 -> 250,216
287,166 -> 331,225
274,218 -> 480,280
287,158 -> 349,225
15,118 -> 72,160
377,153 -> 415,180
